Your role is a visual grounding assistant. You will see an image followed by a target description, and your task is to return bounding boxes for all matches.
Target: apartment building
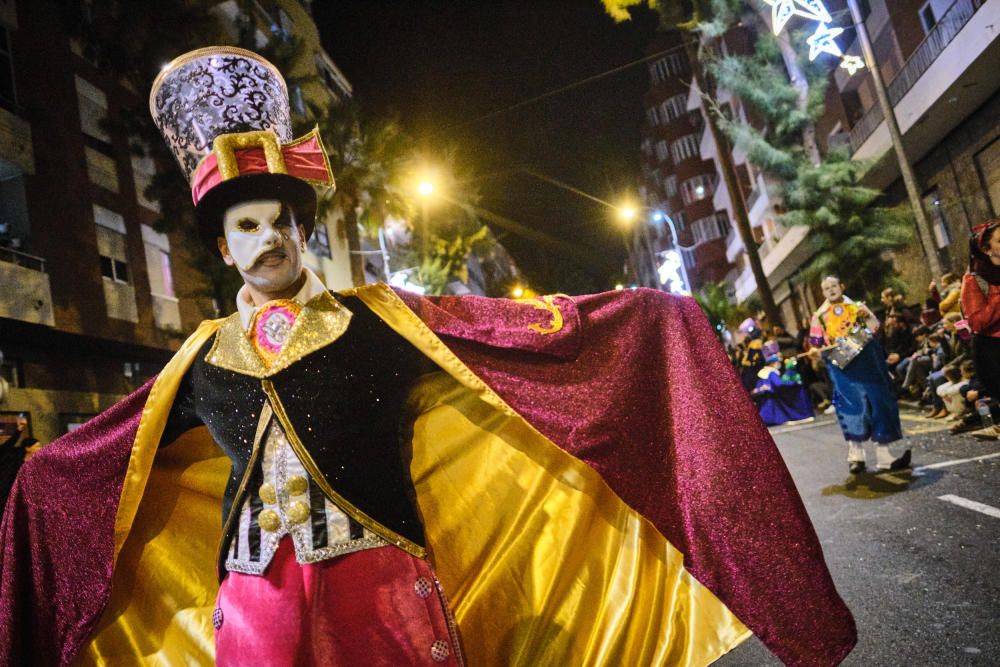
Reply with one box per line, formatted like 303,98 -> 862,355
0,0 -> 356,442
824,0 -> 1000,288
638,35 -> 734,292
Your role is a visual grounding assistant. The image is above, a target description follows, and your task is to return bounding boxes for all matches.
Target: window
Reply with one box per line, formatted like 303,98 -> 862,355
85,146 -> 119,192
94,205 -> 129,283
75,75 -> 110,143
646,106 -> 659,126
659,94 -> 688,124
142,224 -> 180,329
0,159 -> 30,252
130,144 -> 159,212
651,52 -> 688,82
654,140 -> 670,163
691,212 -> 731,243
682,248 -> 696,270
670,134 -> 700,164
95,205 -> 137,322
662,174 -> 678,198
681,174 -> 716,205
0,24 -> 15,110
919,1 -> 942,33
674,210 -> 686,231
308,221 -> 332,258
141,225 -> 173,297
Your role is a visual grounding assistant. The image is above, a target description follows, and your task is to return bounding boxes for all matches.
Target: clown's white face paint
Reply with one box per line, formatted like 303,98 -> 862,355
218,199 -> 306,304
821,277 -> 845,303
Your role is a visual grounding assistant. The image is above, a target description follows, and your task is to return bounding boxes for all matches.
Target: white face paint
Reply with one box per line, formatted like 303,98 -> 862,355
821,277 -> 844,302
219,199 -> 306,301
222,200 -> 298,271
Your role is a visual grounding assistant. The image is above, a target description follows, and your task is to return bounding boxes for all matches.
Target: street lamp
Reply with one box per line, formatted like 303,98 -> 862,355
617,204 -> 691,294
416,176 -> 436,262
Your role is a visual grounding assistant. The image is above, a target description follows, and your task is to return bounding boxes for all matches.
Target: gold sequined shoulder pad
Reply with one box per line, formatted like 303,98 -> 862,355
206,292 -> 353,378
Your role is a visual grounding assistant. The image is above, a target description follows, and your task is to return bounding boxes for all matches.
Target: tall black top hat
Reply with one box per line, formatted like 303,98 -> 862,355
150,46 -> 334,252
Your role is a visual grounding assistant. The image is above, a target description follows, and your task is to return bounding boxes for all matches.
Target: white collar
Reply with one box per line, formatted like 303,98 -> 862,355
235,267 -> 328,331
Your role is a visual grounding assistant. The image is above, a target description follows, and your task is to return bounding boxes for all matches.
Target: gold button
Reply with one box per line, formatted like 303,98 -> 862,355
258,509 -> 281,532
286,500 -> 310,525
285,475 -> 308,496
259,483 -> 277,505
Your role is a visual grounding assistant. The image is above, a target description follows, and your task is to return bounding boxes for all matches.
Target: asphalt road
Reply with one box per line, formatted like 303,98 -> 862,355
715,407 -> 1000,666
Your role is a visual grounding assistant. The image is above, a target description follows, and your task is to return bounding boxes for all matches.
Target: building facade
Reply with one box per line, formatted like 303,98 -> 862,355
0,0 -> 356,442
826,0 -> 1000,291
637,35 -> 734,293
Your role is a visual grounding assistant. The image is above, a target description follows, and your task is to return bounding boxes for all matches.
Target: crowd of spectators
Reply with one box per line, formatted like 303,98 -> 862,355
729,219 -> 1000,439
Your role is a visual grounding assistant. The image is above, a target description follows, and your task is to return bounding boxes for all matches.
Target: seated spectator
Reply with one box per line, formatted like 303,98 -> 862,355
936,273 -> 962,317
936,366 -> 968,420
883,314 -> 917,377
951,360 -> 991,434
897,326 -> 931,396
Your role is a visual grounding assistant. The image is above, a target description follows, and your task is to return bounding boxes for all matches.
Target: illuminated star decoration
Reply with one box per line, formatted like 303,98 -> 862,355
763,0 -> 832,35
806,22 -> 844,60
763,0 -> 863,74
840,54 -> 865,75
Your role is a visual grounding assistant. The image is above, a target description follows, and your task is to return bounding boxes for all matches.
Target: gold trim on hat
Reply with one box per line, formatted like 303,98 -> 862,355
212,130 -> 288,181
149,45 -> 288,119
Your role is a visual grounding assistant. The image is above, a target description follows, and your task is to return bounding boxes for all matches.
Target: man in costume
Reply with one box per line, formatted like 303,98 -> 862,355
809,276 -> 911,475
1,48 -> 857,666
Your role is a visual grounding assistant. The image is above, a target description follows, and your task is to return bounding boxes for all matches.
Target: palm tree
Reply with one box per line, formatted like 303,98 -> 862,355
313,101 -> 413,286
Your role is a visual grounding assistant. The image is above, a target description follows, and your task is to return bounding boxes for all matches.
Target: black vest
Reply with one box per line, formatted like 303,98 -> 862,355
163,295 -> 435,574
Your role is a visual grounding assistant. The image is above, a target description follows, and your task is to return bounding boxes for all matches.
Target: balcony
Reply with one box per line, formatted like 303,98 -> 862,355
0,248 -> 54,326
848,0 -> 1000,188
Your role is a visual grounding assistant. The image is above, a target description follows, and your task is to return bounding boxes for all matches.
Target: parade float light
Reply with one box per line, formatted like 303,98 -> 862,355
511,285 -> 525,299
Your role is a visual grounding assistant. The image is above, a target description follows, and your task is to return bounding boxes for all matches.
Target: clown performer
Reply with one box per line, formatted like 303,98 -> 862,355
1,48 -> 857,666
809,276 -> 912,475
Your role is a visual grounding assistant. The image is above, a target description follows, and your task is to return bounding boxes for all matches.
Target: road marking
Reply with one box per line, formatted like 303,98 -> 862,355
914,452 -> 1000,472
937,494 -> 1000,519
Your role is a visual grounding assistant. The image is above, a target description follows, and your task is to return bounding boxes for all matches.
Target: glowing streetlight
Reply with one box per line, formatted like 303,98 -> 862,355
417,180 -> 434,197
619,206 -> 637,223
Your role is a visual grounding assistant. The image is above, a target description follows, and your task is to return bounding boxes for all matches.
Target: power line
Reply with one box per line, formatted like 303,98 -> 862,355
440,44 -> 687,133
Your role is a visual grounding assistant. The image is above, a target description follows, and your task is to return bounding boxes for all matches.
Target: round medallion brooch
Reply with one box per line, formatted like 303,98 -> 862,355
252,300 -> 300,361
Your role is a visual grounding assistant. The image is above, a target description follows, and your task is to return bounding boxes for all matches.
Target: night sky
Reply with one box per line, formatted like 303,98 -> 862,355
313,2 -> 661,293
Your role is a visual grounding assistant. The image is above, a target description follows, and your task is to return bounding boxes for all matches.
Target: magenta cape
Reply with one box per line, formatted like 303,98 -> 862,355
0,289 -> 855,665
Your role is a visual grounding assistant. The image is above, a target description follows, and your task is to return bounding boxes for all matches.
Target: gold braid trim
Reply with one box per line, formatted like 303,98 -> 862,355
212,129 -> 287,180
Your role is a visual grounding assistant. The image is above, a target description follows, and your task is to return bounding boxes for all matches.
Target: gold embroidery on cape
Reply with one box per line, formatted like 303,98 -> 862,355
516,294 -> 569,335
206,291 -> 353,378
260,379 -> 427,559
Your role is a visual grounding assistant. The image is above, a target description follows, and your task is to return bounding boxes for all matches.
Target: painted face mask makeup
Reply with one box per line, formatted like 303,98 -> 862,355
222,200 -> 300,272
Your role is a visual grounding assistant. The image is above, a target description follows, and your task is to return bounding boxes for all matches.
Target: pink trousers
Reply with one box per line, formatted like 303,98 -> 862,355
215,538 -> 463,666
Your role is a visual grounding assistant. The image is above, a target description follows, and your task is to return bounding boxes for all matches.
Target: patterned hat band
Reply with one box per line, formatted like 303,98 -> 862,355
190,128 -> 335,206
